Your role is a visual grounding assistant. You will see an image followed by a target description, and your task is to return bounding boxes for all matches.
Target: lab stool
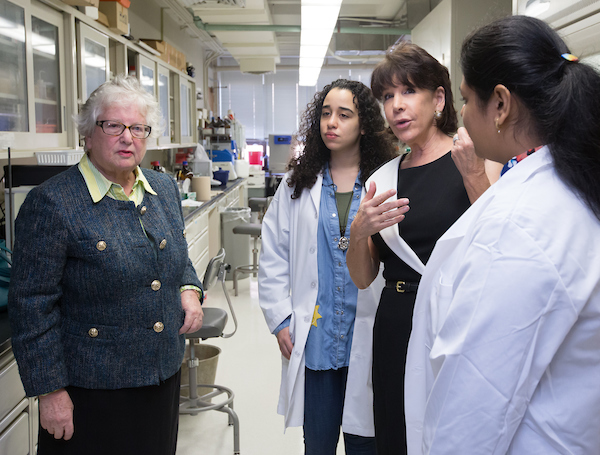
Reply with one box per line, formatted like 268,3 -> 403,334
180,248 -> 240,454
232,198 -> 269,296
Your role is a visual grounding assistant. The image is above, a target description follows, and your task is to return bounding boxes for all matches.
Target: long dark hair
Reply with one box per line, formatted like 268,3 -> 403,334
287,79 -> 396,199
371,42 -> 458,135
461,15 -> 600,221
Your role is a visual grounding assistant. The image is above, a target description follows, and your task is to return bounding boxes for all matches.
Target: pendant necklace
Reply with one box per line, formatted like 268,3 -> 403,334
337,193 -> 353,251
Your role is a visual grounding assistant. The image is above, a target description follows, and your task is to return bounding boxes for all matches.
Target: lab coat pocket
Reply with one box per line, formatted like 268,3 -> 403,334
431,278 -> 454,335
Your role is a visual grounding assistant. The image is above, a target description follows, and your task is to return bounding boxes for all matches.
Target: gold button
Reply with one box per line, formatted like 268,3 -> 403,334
182,229 -> 186,238
88,328 -> 98,338
96,241 -> 107,251
140,206 -> 147,215
151,280 -> 161,291
159,239 -> 167,250
153,322 -> 164,333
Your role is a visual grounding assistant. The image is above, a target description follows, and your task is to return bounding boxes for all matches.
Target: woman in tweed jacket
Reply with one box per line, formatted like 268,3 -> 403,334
8,75 -> 203,455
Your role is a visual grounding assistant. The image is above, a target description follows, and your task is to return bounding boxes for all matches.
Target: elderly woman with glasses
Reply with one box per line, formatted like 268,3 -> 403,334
8,75 -> 203,455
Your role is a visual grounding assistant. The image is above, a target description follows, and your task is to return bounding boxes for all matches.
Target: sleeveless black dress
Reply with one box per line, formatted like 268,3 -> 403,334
371,152 -> 471,454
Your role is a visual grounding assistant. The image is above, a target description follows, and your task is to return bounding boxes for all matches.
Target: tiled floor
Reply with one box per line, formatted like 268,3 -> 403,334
176,274 -> 347,455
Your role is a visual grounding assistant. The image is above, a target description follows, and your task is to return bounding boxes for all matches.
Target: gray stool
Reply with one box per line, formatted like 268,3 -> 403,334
179,248 -> 240,454
232,198 -> 268,296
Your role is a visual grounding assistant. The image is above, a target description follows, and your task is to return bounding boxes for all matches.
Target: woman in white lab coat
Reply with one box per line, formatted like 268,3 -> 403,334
405,15 -> 600,454
258,79 -> 396,454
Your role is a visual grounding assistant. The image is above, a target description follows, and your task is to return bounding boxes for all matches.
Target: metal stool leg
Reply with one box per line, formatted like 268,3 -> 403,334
180,340 -> 241,454
251,236 -> 259,278
233,235 -> 260,296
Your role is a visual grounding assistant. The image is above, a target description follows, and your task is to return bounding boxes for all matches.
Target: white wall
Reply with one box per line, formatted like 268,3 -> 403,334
412,0 -> 512,123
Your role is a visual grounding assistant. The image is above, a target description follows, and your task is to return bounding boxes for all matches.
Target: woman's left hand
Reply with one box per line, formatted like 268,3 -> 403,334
451,127 -> 490,203
179,290 -> 203,334
451,127 -> 486,177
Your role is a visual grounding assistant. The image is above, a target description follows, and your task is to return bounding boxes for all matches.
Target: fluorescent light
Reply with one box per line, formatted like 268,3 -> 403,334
298,0 -> 342,86
300,45 -> 329,60
299,66 -> 321,87
525,0 -> 550,17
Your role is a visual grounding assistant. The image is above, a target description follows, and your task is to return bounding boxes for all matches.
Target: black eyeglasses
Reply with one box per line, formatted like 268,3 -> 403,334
95,120 -> 152,139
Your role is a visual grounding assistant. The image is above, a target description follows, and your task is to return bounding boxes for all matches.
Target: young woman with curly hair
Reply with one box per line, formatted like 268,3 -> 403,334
259,79 -> 396,454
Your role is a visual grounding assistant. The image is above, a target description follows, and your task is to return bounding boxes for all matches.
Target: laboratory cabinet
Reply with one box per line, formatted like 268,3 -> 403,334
0,346 -> 36,455
0,0 -> 69,150
0,0 -> 198,157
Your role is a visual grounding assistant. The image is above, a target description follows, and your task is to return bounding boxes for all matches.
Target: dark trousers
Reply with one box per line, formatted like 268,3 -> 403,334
304,367 -> 377,455
372,288 -> 416,455
38,369 -> 181,455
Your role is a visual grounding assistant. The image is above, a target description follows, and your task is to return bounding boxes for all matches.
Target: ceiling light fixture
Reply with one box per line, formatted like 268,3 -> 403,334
299,0 -> 343,86
524,0 -> 551,17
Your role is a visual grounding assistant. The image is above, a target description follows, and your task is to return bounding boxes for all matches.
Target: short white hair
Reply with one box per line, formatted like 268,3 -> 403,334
73,74 -> 164,138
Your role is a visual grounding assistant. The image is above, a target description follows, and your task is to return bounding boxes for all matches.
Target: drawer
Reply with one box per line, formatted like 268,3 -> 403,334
185,212 -> 208,243
0,410 -> 29,455
188,231 -> 209,266
0,358 -> 26,423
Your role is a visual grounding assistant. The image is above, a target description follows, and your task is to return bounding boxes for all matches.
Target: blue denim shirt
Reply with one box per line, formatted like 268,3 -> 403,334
304,165 -> 362,370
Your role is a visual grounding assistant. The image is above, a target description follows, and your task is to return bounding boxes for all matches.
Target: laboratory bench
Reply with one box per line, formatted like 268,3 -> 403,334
183,177 -> 248,281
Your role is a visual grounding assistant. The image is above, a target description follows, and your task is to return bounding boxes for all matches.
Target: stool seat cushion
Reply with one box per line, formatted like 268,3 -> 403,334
233,223 -> 262,236
186,307 -> 228,339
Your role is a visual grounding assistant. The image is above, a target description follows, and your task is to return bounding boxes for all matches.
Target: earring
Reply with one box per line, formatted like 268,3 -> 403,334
495,118 -> 501,134
434,110 -> 442,120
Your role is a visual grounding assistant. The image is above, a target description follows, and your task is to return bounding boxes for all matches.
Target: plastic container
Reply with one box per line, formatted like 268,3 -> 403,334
248,151 -> 262,166
36,150 -> 84,166
213,169 -> 229,186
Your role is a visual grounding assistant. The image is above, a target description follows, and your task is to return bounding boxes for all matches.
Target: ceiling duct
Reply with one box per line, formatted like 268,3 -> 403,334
239,58 -> 277,74
179,0 -> 246,7
333,33 -> 398,56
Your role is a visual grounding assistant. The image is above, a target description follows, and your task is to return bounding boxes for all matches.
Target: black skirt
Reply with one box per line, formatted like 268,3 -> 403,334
38,369 -> 181,455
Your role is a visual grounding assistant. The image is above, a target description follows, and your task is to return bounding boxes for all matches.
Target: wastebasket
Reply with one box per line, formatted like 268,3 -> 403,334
181,343 -> 221,401
220,206 -> 251,280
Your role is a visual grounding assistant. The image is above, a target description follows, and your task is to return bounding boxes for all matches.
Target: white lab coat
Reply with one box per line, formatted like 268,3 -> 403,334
405,147 -> 600,454
258,171 -> 384,436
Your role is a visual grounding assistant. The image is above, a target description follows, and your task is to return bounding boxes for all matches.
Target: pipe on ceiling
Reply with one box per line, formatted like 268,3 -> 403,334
193,20 -> 410,35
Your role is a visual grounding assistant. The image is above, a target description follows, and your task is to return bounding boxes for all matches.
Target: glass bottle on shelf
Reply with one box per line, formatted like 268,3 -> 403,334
177,160 -> 193,181
151,161 -> 163,172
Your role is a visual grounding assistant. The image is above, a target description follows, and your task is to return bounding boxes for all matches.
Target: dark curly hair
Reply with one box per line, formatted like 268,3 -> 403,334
287,79 -> 397,199
371,42 -> 458,135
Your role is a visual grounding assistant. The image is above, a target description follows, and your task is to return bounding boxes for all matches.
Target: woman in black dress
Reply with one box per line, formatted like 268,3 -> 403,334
346,42 -> 497,454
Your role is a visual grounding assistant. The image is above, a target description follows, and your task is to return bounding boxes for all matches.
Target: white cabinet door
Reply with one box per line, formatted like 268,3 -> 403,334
157,64 -> 171,146
77,21 -> 109,103
0,0 -> 68,149
179,78 -> 193,144
137,53 -> 157,147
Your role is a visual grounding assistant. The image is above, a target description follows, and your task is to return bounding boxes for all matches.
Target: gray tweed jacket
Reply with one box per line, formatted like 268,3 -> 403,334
8,165 -> 202,396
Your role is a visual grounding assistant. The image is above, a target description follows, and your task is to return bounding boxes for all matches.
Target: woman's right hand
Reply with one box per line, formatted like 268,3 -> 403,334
352,181 -> 410,240
39,388 -> 74,440
276,326 -> 294,360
